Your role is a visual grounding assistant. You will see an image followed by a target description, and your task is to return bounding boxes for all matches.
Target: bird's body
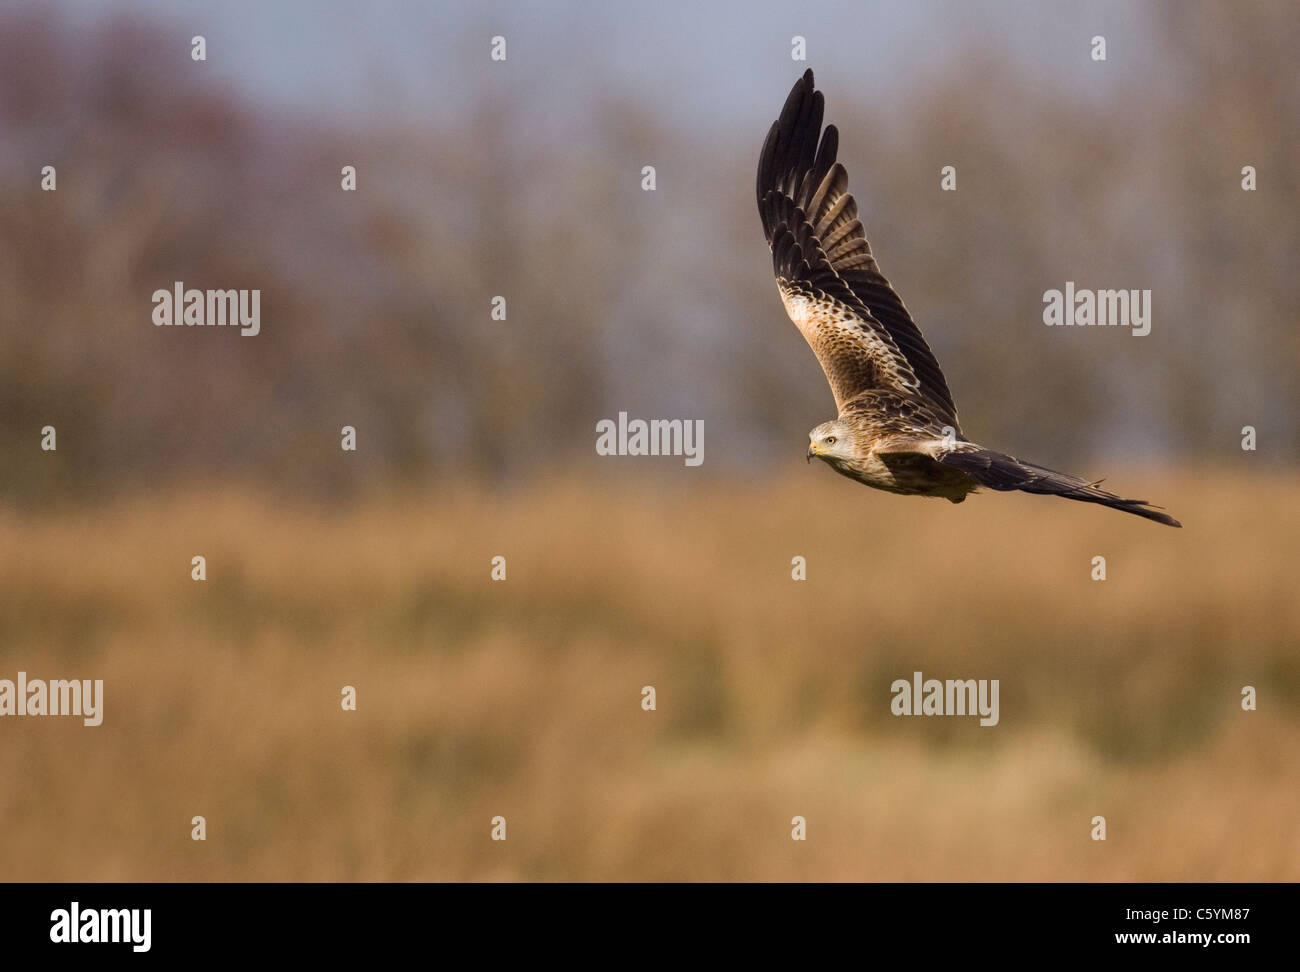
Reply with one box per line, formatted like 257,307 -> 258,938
758,70 -> 1180,527
810,392 -> 976,501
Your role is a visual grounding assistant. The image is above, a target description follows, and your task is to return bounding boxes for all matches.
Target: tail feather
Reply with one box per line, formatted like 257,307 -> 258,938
939,448 -> 1182,527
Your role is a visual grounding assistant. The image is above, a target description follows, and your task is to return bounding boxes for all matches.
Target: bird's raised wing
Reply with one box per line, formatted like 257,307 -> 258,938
757,69 -> 958,423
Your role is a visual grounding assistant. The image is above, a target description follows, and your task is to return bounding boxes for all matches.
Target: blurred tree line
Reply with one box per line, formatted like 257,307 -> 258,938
1,3 -> 1294,503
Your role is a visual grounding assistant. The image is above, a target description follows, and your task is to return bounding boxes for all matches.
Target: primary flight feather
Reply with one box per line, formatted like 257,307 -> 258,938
757,69 -> 1180,527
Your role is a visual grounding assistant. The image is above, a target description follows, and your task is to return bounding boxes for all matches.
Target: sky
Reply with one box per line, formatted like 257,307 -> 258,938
51,0 -> 1158,132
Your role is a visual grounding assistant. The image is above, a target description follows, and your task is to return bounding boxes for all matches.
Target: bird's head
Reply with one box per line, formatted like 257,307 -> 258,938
807,420 -> 851,465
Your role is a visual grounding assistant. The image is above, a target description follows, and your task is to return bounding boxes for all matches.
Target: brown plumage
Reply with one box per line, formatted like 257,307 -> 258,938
758,69 -> 1181,527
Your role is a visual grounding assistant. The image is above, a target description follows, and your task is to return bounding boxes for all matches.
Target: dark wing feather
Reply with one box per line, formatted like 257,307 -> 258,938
758,69 -> 959,425
938,447 -> 1182,527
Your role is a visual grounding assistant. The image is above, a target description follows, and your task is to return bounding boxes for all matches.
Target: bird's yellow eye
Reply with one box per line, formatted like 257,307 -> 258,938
826,436 -> 836,445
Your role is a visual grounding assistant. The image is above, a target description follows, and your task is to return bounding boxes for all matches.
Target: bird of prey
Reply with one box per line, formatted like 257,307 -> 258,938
756,70 -> 1181,527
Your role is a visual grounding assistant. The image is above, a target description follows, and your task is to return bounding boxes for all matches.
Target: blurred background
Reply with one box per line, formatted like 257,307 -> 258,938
0,0 -> 1296,880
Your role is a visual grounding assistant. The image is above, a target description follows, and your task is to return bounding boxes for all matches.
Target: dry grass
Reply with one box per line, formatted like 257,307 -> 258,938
0,468 -> 1296,881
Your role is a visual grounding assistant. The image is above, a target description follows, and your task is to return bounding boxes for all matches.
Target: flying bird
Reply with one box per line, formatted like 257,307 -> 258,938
756,69 -> 1180,527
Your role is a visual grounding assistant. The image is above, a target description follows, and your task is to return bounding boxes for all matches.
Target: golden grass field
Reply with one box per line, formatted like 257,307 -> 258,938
1,469 -> 1296,881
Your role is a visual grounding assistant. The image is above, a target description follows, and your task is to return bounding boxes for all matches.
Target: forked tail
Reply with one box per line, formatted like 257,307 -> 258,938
938,447 -> 1181,527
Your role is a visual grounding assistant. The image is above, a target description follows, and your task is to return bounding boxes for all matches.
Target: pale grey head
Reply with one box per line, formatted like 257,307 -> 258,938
806,418 -> 854,465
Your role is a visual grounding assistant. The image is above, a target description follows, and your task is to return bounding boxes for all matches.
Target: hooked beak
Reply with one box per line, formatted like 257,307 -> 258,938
806,442 -> 819,462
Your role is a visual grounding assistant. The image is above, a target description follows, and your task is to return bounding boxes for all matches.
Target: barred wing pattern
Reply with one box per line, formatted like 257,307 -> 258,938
757,69 -> 958,426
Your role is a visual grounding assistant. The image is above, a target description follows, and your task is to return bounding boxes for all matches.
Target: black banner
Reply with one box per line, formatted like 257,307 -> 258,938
0,882 -> 1282,958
